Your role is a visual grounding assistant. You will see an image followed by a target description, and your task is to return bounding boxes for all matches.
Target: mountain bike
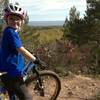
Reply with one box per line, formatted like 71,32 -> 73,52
0,55 -> 61,100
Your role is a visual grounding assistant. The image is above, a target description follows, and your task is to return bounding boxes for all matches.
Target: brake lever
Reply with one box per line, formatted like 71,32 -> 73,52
34,54 -> 48,70
39,60 -> 47,70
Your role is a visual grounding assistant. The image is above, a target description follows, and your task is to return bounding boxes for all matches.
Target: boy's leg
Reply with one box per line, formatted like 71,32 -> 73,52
14,82 -> 33,100
1,76 -> 33,100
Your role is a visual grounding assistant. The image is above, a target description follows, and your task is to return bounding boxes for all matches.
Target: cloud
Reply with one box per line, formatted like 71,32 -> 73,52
9,0 -> 87,21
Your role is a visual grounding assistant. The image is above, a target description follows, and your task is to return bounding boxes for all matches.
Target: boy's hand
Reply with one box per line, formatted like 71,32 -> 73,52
34,58 -> 40,64
33,55 -> 40,64
33,55 -> 46,70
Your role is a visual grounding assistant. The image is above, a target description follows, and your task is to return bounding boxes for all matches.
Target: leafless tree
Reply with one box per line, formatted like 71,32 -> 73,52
0,0 -> 9,18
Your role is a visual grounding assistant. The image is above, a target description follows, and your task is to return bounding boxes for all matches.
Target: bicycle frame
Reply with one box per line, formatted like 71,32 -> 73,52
0,60 -> 44,98
22,60 -> 44,95
0,58 -> 61,100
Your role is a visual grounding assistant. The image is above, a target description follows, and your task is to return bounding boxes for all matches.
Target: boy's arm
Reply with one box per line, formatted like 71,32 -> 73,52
16,46 -> 36,61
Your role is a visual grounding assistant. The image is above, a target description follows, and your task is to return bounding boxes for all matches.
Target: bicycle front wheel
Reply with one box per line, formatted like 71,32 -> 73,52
26,70 -> 61,100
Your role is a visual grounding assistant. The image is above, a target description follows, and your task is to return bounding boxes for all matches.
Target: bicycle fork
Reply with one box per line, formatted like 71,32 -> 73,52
33,69 -> 44,96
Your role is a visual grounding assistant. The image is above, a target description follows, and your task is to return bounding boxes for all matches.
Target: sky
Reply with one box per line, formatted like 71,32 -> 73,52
9,0 -> 87,21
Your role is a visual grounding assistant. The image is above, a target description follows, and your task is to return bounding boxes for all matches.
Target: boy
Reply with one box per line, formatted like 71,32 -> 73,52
0,3 -> 38,100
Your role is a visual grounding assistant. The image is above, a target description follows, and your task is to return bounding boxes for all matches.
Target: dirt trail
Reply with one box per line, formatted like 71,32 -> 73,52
57,75 -> 100,100
1,74 -> 100,100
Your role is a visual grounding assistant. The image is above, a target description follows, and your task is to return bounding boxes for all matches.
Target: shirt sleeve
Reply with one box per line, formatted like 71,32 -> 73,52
7,29 -> 22,49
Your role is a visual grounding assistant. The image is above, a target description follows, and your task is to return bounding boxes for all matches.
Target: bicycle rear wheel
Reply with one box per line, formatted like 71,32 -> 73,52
26,70 -> 61,100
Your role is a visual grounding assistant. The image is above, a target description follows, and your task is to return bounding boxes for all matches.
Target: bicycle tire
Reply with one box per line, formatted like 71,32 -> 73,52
26,70 -> 61,100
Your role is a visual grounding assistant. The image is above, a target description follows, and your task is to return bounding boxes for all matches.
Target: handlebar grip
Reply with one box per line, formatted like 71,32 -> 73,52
0,72 -> 7,76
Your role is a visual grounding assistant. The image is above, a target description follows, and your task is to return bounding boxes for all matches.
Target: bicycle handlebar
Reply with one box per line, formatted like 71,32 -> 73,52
22,55 -> 47,76
0,72 -> 7,76
34,55 -> 47,69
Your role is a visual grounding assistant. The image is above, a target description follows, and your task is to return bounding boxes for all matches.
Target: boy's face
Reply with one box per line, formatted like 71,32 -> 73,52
7,15 -> 23,31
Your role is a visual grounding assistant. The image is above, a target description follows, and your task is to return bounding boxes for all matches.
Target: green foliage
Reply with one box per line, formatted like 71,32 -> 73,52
69,6 -> 80,22
63,0 -> 100,45
63,19 -> 90,46
85,0 -> 100,43
63,6 -> 84,46
20,25 -> 63,51
20,24 -> 100,75
62,0 -> 100,75
86,0 -> 100,20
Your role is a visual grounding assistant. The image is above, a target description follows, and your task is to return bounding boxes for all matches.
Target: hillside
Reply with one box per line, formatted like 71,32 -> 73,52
20,26 -> 100,76
20,26 -> 63,50
1,26 -> 100,100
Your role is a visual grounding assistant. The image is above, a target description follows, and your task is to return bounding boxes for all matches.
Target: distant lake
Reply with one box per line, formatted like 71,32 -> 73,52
28,21 -> 64,26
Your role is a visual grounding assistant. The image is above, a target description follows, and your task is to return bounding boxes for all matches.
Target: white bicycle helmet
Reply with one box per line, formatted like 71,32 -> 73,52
3,3 -> 27,21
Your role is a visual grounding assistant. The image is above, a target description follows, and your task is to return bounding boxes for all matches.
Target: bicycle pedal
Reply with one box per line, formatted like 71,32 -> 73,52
23,75 -> 28,81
